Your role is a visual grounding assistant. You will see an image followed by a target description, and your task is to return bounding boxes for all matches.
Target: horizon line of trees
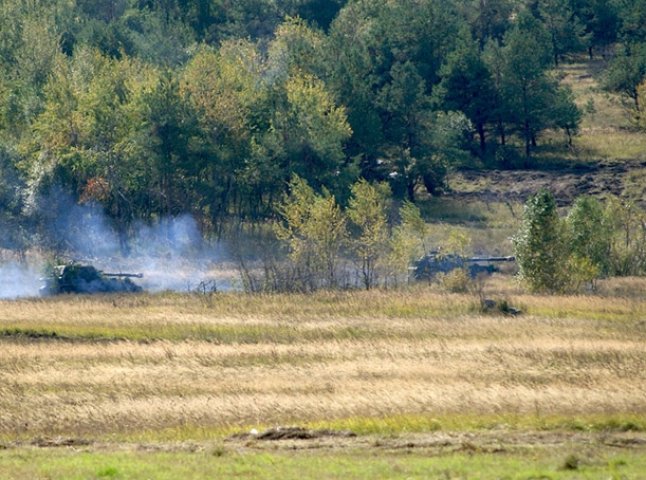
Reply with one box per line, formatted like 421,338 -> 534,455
1,0 -> 646,254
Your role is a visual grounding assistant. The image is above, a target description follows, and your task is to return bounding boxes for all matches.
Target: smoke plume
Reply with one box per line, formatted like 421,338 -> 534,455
0,192 -> 238,298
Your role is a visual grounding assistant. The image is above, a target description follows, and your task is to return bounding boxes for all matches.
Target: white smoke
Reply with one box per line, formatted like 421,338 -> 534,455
0,195 -> 240,298
94,214 -> 237,293
0,262 -> 43,299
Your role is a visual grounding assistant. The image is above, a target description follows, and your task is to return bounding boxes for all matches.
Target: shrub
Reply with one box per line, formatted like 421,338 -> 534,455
512,190 -> 570,293
566,196 -> 611,276
438,268 -> 470,293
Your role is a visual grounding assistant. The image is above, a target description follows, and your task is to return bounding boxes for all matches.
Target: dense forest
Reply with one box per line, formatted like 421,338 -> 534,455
1,0 -> 646,254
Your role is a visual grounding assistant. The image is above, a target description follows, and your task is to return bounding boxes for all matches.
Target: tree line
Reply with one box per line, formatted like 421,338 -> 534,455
1,0 -> 645,252
514,190 -> 646,292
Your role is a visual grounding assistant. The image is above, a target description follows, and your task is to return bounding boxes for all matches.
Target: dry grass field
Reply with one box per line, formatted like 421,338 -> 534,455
0,282 -> 645,477
1,278 -> 645,441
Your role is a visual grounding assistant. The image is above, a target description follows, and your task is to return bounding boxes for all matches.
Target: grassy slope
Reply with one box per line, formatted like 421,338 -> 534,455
427,56 -> 646,255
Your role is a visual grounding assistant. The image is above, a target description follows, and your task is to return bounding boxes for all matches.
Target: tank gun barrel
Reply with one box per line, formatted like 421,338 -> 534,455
101,272 -> 144,279
465,256 -> 516,263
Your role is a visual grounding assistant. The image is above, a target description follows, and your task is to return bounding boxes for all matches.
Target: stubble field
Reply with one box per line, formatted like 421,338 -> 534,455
0,279 -> 645,478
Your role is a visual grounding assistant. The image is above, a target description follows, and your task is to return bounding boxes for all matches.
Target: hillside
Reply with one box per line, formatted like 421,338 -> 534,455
419,55 -> 646,255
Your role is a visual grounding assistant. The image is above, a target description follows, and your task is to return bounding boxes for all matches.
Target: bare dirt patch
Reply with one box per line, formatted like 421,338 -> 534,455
218,430 -> 646,455
230,426 -> 357,441
450,161 -> 641,207
7,430 -> 646,458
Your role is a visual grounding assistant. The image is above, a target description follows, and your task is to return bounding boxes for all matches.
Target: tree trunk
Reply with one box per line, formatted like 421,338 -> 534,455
525,121 -> 531,159
498,120 -> 506,146
407,181 -> 416,202
477,122 -> 486,154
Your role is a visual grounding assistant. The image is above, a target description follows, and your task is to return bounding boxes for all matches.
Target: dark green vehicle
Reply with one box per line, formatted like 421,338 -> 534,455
413,253 -> 516,281
40,263 -> 143,295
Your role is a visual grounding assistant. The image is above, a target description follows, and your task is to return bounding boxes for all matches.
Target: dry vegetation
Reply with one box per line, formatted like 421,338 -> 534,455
0,278 -> 645,443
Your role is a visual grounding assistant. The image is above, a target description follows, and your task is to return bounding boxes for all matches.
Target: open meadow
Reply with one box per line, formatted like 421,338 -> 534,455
0,278 -> 645,478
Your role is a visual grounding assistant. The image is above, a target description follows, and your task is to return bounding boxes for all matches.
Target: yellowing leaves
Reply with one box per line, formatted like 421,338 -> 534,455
182,42 -> 262,142
285,72 -> 352,161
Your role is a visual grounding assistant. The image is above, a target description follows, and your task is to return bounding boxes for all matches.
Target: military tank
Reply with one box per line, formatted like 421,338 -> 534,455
413,252 -> 516,281
40,263 -> 143,295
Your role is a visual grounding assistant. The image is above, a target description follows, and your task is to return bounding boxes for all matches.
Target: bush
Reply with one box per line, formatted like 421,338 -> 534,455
566,196 -> 611,276
512,190 -> 570,293
438,268 -> 470,293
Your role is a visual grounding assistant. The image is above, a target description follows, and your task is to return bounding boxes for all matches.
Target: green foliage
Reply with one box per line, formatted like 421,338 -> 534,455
514,191 -> 646,292
347,179 -> 391,289
435,28 -> 497,154
537,0 -> 590,66
0,146 -> 27,252
605,43 -> 646,112
574,0 -> 619,53
273,177 -> 427,290
275,175 -> 346,290
566,195 -> 611,275
560,453 -> 580,470
384,201 -> 427,285
0,0 -> 639,251
566,254 -> 599,291
278,72 -> 353,191
498,11 -> 581,159
513,190 -> 570,292
437,269 -> 471,293
638,79 -> 646,129
603,196 -> 646,276
267,18 -> 327,80
441,228 -> 472,258
459,0 -> 514,49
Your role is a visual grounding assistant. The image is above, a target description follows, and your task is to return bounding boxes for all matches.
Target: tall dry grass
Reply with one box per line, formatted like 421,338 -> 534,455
0,281 -> 645,439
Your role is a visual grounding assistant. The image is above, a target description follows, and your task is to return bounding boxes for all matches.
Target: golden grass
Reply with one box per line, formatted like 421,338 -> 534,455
558,59 -> 646,163
0,281 -> 645,440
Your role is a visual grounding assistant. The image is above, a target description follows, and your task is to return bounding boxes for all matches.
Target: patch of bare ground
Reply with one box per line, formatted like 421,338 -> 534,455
6,430 -> 646,458
450,161 -> 640,207
443,57 -> 646,210
226,430 -> 646,455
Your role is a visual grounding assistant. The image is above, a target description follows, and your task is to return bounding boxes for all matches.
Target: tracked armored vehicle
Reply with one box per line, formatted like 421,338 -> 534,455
41,263 -> 143,295
413,253 -> 516,281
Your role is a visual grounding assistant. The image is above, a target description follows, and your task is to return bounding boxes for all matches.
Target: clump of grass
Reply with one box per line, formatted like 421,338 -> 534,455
97,466 -> 120,478
210,445 -> 227,457
437,270 -> 471,293
560,454 -> 580,471
476,298 -> 522,316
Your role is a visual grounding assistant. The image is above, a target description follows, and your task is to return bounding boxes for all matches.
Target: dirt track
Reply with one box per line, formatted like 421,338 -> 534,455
6,430 -> 646,456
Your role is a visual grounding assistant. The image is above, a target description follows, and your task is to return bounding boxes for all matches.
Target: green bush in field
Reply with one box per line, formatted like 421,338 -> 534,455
437,269 -> 470,293
513,190 -> 570,293
513,191 -> 646,293
275,175 -> 347,291
603,196 -> 646,276
347,179 -> 392,290
275,176 -> 427,291
566,196 -> 611,274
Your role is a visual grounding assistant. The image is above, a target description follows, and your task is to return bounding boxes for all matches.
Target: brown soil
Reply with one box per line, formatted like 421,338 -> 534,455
451,160 -> 646,207
230,426 -> 357,441
10,430 -> 646,456
229,430 -> 646,454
